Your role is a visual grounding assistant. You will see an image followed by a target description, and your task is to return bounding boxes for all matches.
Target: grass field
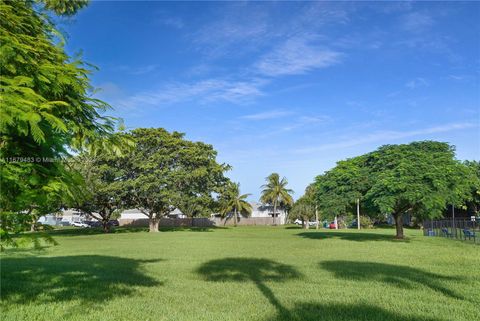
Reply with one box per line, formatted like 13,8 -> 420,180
1,226 -> 479,321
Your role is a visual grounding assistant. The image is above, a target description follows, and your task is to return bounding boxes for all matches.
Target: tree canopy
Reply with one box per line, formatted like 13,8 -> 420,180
218,182 -> 252,227
69,135 -> 132,232
260,173 -> 294,225
314,141 -> 477,239
123,128 -> 229,232
0,0 -> 117,247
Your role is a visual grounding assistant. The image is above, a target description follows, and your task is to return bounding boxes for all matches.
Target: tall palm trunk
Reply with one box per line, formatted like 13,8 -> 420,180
233,208 -> 237,227
272,201 -> 277,225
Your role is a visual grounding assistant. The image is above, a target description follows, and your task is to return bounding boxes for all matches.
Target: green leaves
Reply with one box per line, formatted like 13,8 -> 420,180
260,173 -> 294,208
116,128 -> 230,230
313,141 -> 477,237
0,0 -> 118,245
218,182 -> 252,218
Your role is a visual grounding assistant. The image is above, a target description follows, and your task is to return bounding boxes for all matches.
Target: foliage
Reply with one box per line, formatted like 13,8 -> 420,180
358,216 -> 373,229
463,160 -> 480,215
260,173 -> 294,225
123,128 -> 229,232
314,141 -> 476,239
218,182 -> 252,226
0,0 -> 117,247
68,134 -> 133,232
315,156 -> 369,220
289,196 -> 315,229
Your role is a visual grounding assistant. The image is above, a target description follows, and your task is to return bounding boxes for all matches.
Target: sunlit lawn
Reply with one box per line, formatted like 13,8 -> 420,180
1,226 -> 478,321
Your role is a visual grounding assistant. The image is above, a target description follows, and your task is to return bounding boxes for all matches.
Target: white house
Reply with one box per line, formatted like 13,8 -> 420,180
249,202 -> 287,224
210,202 -> 288,225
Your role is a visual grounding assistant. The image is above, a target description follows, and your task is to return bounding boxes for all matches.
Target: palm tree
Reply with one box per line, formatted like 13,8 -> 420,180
219,182 -> 252,227
260,173 -> 294,225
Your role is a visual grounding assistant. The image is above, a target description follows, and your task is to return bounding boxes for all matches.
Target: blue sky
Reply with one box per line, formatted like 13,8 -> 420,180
61,1 -> 480,200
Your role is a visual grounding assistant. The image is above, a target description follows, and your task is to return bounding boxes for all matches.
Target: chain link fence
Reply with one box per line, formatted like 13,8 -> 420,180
423,219 -> 478,245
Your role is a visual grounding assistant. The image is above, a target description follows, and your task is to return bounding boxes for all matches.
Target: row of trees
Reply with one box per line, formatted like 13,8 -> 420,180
70,128 -> 231,233
290,141 -> 480,239
0,0 -> 235,244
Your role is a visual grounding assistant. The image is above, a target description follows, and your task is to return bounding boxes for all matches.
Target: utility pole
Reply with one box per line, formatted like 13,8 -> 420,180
356,198 -> 360,230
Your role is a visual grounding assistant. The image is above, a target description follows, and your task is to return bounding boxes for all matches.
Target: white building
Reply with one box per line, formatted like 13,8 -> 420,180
249,202 -> 287,224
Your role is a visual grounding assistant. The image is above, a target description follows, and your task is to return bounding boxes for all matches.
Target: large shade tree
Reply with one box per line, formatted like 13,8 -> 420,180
314,141 -> 475,239
0,0 -> 117,247
124,128 -> 229,232
218,182 -> 252,227
260,173 -> 294,225
69,136 -> 132,233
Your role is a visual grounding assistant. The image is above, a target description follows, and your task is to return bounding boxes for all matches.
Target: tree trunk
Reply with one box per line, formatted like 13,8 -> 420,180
102,220 -> 110,233
233,208 -> 237,227
149,217 -> 160,232
315,205 -> 319,230
272,201 -> 277,225
393,212 -> 404,239
305,216 -> 310,230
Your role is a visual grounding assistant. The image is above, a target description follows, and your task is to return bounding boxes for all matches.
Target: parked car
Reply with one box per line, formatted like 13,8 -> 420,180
72,221 -> 90,228
58,221 -> 71,226
85,221 -> 101,227
329,222 -> 337,229
108,219 -> 119,227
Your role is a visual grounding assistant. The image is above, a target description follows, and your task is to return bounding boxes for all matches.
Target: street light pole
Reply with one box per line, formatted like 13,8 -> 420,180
356,198 -> 360,230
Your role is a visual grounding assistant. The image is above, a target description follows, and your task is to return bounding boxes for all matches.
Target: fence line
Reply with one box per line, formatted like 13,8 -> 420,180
423,219 -> 478,244
119,216 -> 282,227
210,217 -> 280,226
119,217 -> 215,228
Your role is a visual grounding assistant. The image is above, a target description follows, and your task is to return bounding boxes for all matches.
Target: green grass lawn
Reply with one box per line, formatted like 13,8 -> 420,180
1,226 -> 479,321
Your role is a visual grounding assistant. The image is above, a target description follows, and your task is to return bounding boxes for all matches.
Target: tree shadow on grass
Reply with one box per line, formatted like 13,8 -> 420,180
297,231 -> 408,242
320,260 -> 463,301
158,226 -> 227,232
265,302 -> 442,321
1,255 -> 162,306
196,258 -> 301,318
46,227 -> 142,236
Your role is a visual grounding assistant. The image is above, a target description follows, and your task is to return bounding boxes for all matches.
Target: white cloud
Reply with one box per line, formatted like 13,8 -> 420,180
255,37 -> 341,77
192,5 -> 269,58
115,64 -> 159,75
120,78 -> 265,108
241,110 -> 293,121
295,122 -> 476,154
401,12 -> 434,32
406,77 -> 429,89
159,17 -> 184,29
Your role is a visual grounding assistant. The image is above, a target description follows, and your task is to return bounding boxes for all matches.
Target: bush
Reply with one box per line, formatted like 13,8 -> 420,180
359,216 -> 373,228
